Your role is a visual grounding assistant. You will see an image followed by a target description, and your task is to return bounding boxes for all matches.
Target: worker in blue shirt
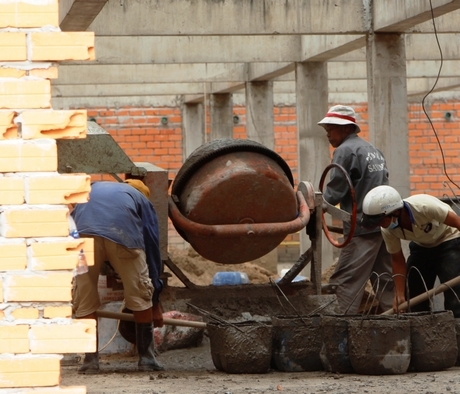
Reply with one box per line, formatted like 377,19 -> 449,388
71,180 -> 164,374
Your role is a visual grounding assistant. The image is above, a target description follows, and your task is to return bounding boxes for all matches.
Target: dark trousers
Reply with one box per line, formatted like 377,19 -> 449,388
407,237 -> 460,317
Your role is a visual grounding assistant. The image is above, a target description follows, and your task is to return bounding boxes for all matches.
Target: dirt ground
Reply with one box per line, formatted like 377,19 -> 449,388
60,247 -> 460,393
61,336 -> 460,394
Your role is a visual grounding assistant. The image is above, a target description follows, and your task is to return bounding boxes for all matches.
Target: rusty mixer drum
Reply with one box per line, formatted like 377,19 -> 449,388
169,139 -> 301,264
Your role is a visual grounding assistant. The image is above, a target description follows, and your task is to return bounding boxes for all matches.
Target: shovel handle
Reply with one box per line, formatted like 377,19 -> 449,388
96,309 -> 207,329
382,274 -> 460,315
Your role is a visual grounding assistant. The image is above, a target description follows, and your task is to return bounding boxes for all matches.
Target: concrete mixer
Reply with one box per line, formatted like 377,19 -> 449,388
57,123 -> 357,340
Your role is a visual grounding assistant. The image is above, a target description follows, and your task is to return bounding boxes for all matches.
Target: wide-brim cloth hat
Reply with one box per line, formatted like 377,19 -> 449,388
318,105 -> 361,133
124,179 -> 150,198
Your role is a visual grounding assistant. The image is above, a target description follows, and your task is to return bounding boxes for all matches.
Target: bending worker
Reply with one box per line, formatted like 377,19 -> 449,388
361,185 -> 460,316
71,179 -> 164,374
318,105 -> 394,314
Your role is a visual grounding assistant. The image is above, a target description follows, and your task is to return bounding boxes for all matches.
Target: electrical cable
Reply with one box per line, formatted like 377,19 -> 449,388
421,0 -> 460,190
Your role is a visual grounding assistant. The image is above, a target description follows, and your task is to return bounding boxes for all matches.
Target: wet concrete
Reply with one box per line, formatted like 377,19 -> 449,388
271,315 -> 322,372
319,314 -> 355,374
207,321 -> 272,374
406,311 -> 457,372
348,316 -> 411,375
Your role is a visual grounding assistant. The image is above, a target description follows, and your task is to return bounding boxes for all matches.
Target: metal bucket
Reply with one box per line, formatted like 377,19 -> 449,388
406,311 -> 457,372
169,139 -> 308,264
348,316 -> 411,375
271,315 -> 323,372
207,321 -> 273,374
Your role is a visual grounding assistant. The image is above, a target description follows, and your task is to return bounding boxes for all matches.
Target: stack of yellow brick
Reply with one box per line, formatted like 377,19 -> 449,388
0,1 -> 96,391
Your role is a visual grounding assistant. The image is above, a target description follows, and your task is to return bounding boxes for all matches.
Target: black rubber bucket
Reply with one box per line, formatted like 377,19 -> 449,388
271,315 -> 323,372
456,318 -> 460,366
348,316 -> 411,375
319,315 -> 357,374
207,321 -> 272,374
406,311 -> 457,372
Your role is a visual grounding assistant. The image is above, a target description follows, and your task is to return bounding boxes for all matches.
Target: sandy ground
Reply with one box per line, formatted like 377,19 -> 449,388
61,336 -> 460,394
61,248 -> 460,393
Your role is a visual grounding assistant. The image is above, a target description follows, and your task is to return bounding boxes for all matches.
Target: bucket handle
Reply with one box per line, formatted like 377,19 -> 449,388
168,191 -> 310,238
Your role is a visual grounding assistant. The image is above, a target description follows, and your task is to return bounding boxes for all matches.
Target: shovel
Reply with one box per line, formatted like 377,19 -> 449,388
382,274 -> 460,315
96,309 -> 207,329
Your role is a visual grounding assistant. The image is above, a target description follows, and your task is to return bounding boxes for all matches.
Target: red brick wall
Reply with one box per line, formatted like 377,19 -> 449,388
86,100 -> 460,249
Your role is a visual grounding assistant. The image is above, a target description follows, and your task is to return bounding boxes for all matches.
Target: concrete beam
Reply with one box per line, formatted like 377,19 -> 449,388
52,76 -> 460,99
373,0 -> 460,32
60,0 -> 109,31
54,60 -> 460,85
86,0 -> 460,36
89,35 -> 364,64
409,9 -> 460,33
88,0 -> 365,35
77,33 -> 460,65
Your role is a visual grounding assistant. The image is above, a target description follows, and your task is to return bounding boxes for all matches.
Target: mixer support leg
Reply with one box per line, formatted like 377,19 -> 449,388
164,256 -> 198,289
310,192 -> 323,295
277,247 -> 312,286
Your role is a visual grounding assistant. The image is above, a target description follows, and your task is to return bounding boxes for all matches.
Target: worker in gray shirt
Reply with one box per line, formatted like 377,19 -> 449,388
318,105 -> 394,314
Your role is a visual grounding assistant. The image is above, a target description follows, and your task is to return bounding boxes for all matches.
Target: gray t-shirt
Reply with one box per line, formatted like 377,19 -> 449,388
323,133 -> 389,236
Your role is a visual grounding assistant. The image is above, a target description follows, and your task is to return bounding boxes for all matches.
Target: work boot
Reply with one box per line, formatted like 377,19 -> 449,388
78,352 -> 100,374
136,322 -> 165,371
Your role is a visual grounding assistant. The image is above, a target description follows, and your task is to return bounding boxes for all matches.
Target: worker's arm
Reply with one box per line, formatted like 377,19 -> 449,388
391,249 -> 407,313
443,210 -> 460,230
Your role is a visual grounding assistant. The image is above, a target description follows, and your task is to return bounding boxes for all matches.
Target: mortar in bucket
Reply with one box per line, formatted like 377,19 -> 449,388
319,314 -> 359,374
404,310 -> 457,372
271,314 -> 323,372
348,315 -> 411,375
207,321 -> 273,374
169,138 -> 309,264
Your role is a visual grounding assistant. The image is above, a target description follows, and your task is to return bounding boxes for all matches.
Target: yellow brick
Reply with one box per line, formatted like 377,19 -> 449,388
30,65 -> 59,79
0,0 -> 59,28
0,176 -> 24,204
0,325 -> 29,353
0,205 -> 67,238
0,356 -> 60,388
11,307 -> 39,320
0,139 -> 57,172
0,110 -> 18,139
0,79 -> 51,109
0,68 -> 26,78
0,66 -> 58,79
20,109 -> 87,140
43,306 -> 72,319
21,386 -> 87,394
28,237 -> 94,270
0,32 -> 27,61
30,319 -> 96,353
0,239 -> 27,271
31,32 -> 95,61
4,272 -> 73,302
26,173 -> 90,204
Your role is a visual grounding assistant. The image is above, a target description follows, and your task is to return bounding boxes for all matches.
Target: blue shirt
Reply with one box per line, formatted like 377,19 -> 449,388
72,181 -> 163,302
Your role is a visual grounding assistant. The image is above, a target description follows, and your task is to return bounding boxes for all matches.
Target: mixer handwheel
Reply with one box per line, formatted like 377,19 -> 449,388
319,163 -> 357,248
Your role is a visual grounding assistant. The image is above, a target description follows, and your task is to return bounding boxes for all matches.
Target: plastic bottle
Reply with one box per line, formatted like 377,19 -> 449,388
68,215 -> 89,275
212,271 -> 250,286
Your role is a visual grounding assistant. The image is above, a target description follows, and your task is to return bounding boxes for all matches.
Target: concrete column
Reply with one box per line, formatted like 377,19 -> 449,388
245,81 -> 274,149
244,81 -> 278,272
367,33 -> 410,198
182,102 -> 205,159
295,61 -> 334,272
210,93 -> 233,140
